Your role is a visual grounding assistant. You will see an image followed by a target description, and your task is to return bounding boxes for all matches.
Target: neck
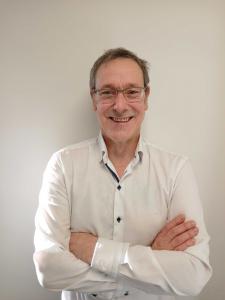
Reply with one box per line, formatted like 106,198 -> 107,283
102,134 -> 140,176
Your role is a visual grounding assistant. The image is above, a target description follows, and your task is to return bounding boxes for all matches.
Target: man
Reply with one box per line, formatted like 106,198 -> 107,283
34,48 -> 212,300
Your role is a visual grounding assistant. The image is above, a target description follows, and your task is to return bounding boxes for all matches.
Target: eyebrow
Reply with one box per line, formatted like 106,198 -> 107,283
98,83 -> 142,89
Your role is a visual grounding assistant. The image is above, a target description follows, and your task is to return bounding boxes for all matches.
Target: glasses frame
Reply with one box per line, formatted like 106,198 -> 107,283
93,86 -> 148,104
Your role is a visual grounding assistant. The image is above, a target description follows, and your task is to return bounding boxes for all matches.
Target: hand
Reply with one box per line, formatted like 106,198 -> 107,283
151,214 -> 198,251
69,232 -> 98,264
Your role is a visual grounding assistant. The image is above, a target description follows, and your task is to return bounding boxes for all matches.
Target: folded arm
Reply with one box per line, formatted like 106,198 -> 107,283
33,152 -> 118,293
81,160 -> 212,296
69,213 -> 203,296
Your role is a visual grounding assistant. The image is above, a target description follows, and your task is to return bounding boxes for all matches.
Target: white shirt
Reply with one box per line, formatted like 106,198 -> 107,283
33,134 -> 212,300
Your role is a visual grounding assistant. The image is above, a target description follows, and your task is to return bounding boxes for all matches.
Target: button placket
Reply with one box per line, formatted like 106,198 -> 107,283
113,185 -> 124,241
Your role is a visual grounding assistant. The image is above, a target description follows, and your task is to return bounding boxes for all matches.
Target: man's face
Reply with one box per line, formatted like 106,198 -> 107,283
92,58 -> 149,144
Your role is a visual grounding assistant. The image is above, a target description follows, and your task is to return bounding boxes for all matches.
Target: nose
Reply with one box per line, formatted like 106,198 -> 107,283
112,92 -> 128,113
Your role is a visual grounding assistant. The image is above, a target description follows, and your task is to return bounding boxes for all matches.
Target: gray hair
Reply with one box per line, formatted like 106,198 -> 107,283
89,47 -> 150,90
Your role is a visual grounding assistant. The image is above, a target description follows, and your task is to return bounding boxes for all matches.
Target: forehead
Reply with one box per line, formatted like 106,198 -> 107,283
95,58 -> 144,88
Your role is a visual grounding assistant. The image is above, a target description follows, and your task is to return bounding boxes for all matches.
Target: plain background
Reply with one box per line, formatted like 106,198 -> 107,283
1,1 -> 225,299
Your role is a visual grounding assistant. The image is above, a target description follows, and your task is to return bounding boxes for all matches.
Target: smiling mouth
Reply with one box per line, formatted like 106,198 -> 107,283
109,117 -> 134,123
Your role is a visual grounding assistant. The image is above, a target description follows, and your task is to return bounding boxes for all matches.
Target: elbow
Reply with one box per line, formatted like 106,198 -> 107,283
180,262 -> 212,296
191,266 -> 212,296
33,251 -> 61,291
33,249 -> 92,291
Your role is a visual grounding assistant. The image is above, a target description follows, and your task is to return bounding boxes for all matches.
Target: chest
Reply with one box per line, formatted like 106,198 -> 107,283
69,162 -> 169,246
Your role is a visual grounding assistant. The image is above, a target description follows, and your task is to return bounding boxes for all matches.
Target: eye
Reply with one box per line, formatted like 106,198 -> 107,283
99,89 -> 114,97
126,88 -> 140,97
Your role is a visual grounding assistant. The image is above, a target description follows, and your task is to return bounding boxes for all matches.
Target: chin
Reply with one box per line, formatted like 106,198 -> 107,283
107,130 -> 138,144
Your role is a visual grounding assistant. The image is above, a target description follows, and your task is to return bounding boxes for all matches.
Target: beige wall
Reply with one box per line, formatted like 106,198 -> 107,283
1,1 -> 224,299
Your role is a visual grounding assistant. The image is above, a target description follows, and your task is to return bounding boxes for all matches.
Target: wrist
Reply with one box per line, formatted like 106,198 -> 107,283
86,235 -> 98,264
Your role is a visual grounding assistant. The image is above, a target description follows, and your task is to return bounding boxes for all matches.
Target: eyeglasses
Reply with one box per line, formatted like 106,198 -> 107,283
93,86 -> 147,104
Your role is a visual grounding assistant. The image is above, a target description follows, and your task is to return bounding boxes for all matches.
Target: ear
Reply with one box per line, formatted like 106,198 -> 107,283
90,91 -> 97,111
144,86 -> 150,110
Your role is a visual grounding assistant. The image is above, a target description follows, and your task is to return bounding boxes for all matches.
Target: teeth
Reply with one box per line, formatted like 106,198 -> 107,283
111,117 -> 131,122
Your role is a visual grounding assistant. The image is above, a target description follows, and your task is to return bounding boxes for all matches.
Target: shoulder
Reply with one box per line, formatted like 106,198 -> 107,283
143,138 -> 188,162
49,137 -> 98,166
59,137 -> 97,154
142,139 -> 189,176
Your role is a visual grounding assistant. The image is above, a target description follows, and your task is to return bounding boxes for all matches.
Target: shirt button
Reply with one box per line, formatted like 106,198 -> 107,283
117,185 -> 121,190
117,217 -> 121,223
124,291 -> 129,296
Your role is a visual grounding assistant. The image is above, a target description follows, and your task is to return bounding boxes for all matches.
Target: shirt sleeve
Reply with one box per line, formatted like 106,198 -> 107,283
91,238 -> 129,277
33,152 -> 118,293
91,159 -> 212,296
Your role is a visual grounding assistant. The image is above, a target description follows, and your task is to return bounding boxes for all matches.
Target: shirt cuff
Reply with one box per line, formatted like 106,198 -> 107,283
91,238 -> 129,277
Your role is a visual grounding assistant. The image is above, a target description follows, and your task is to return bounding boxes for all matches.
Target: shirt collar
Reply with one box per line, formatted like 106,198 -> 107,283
97,132 -> 108,164
97,132 -> 144,164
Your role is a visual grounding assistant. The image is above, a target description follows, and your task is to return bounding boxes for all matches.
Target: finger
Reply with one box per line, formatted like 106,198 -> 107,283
167,220 -> 197,241
160,214 -> 185,235
171,227 -> 199,249
174,238 -> 196,251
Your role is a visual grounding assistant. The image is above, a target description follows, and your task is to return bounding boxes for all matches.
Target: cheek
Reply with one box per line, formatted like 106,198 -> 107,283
135,108 -> 146,119
96,107 -> 109,122
98,105 -> 112,116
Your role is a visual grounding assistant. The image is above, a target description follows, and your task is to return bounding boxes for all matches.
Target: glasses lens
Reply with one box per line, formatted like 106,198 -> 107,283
95,87 -> 145,103
98,89 -> 115,100
125,88 -> 141,99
